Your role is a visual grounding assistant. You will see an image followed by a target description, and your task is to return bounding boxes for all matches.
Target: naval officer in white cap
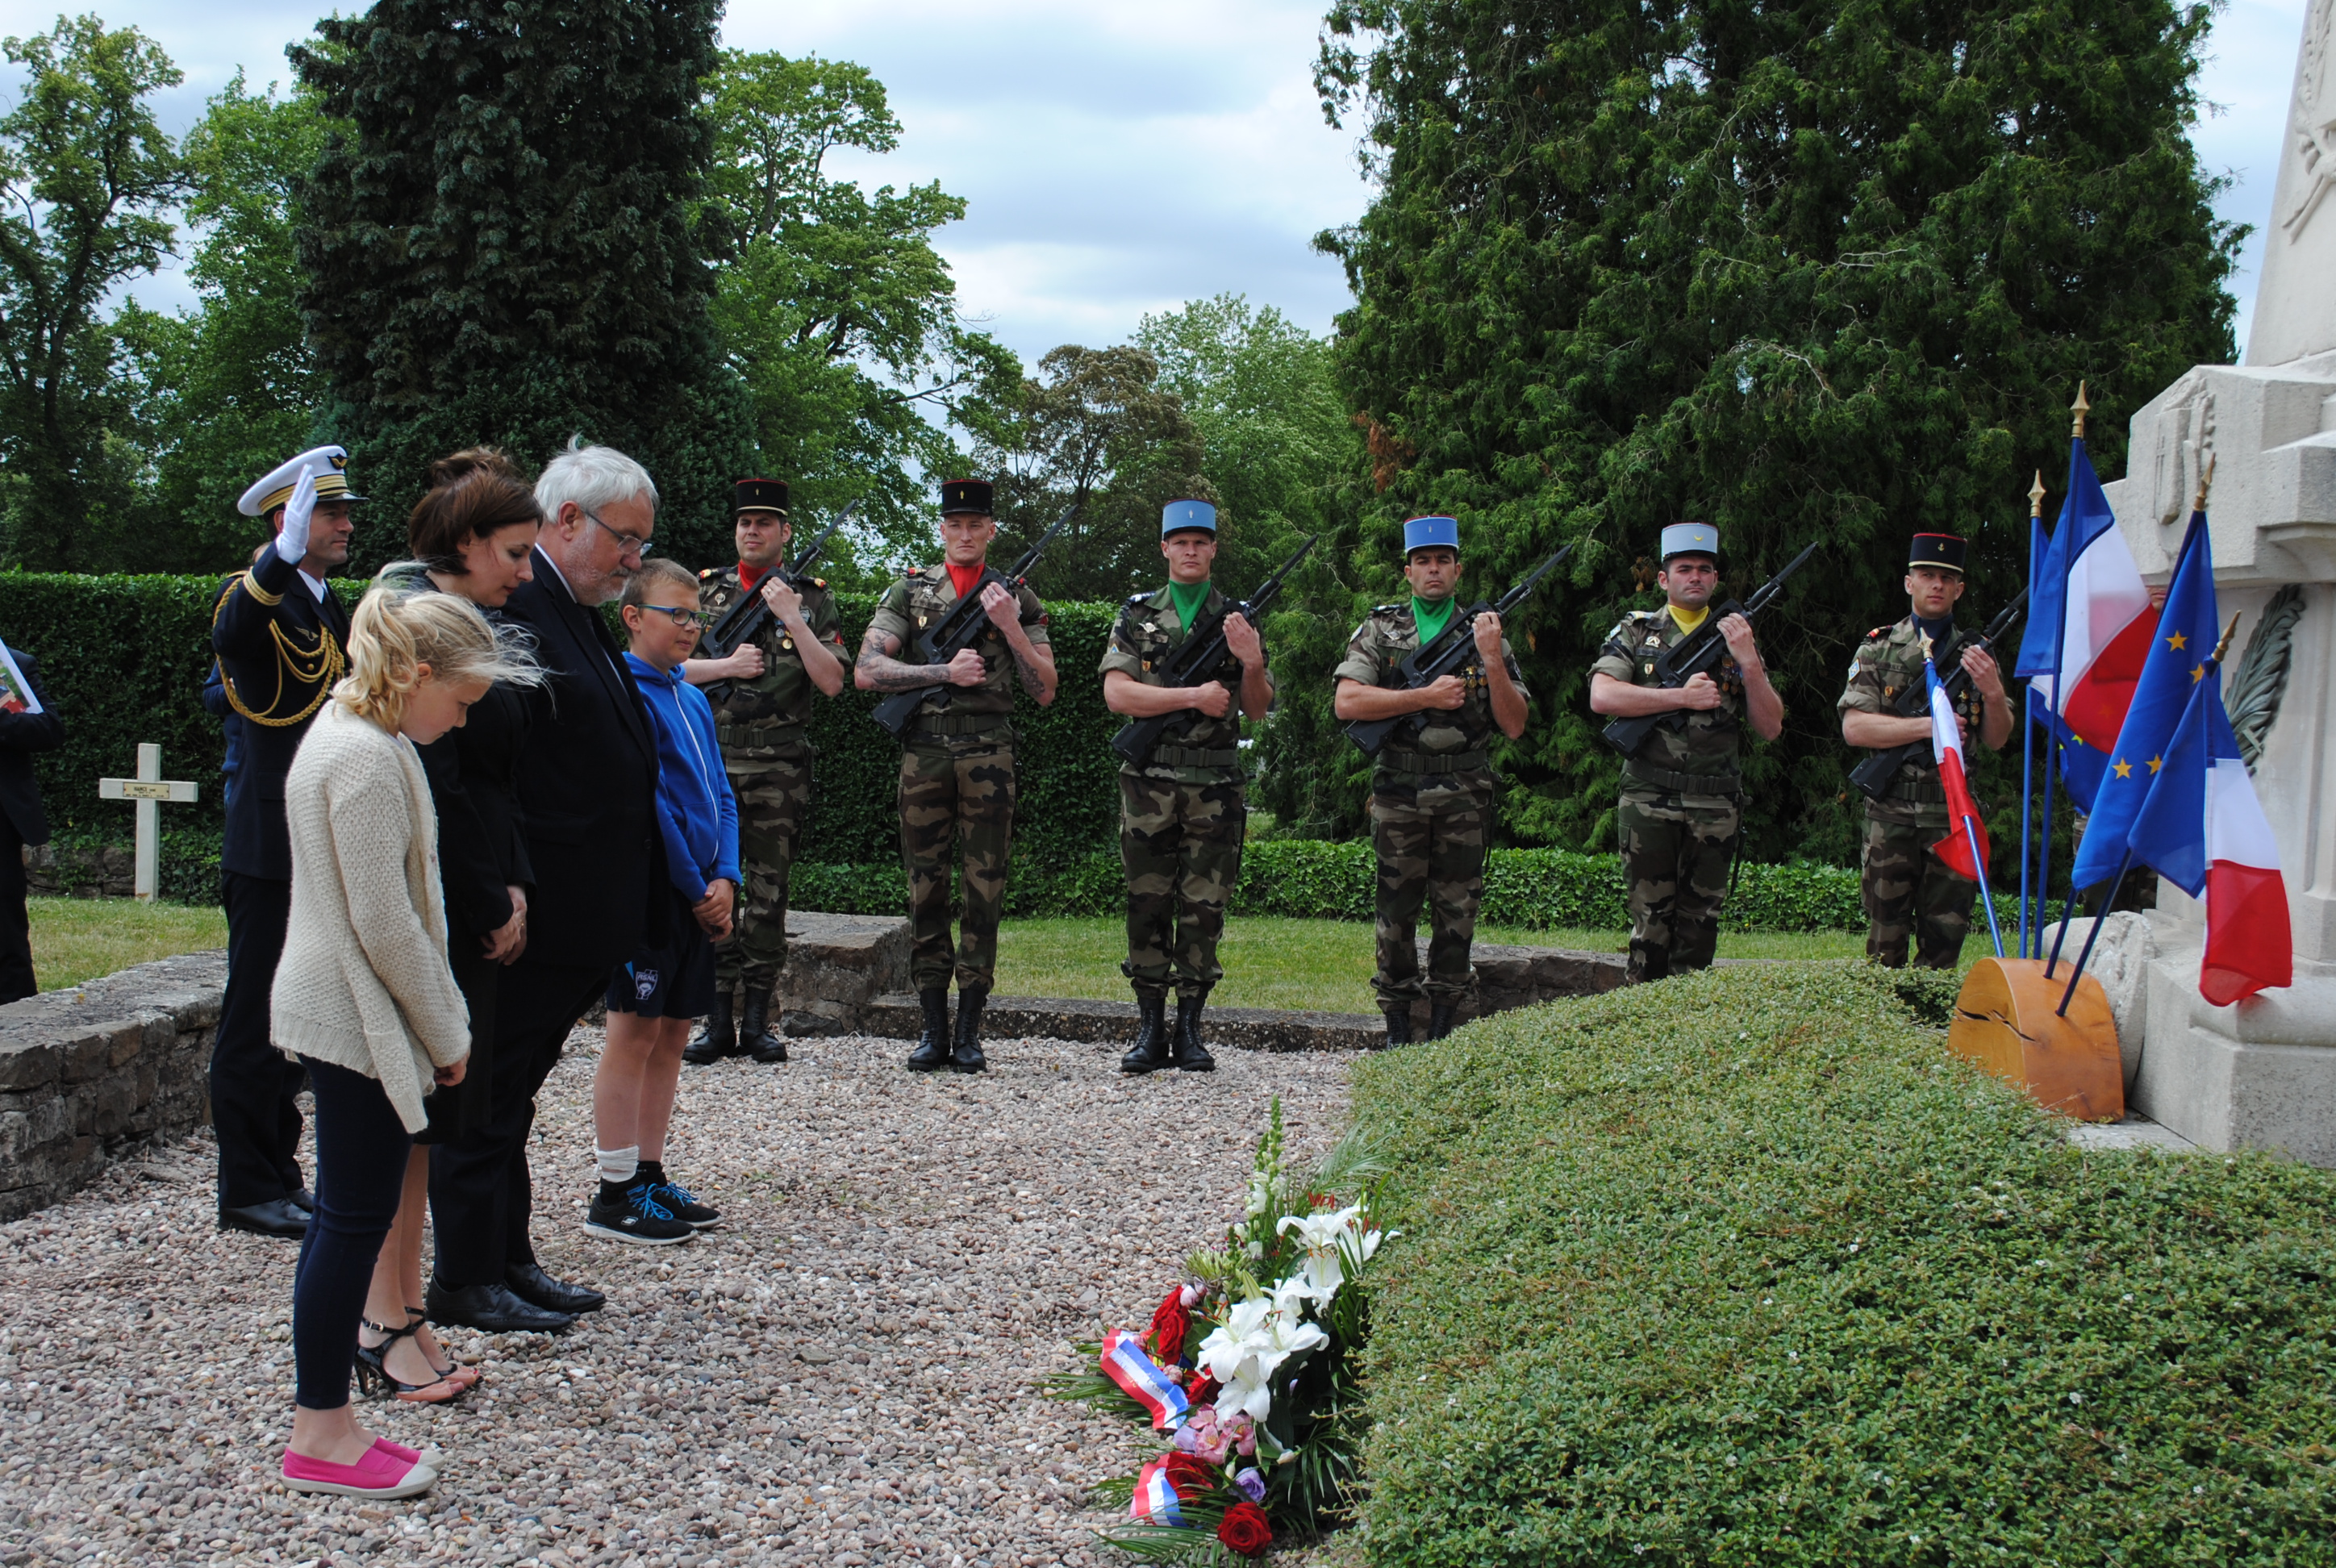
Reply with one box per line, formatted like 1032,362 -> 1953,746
209,446 -> 361,1239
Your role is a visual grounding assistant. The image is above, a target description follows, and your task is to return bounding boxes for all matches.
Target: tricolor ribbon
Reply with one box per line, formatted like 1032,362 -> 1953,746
1101,1328 -> 1190,1432
1130,1455 -> 1184,1525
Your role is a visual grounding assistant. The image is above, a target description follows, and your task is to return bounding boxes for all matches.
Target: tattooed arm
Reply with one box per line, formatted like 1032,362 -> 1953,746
853,629 -> 984,691
979,581 -> 1056,706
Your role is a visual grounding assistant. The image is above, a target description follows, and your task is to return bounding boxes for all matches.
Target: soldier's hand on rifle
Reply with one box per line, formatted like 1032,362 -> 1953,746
1223,611 -> 1263,665
1961,644 -> 2004,700
1717,612 -> 1758,668
1190,682 -> 1235,718
714,644 -> 767,680
759,574 -> 804,623
1676,672 -> 1724,711
945,648 -> 987,687
1422,673 -> 1468,711
1472,611 -> 1504,659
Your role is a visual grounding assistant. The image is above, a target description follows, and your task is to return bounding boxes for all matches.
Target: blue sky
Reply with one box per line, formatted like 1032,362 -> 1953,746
0,0 -> 2313,365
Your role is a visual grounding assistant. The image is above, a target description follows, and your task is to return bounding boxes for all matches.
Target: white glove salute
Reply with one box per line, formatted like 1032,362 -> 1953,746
277,465 -> 318,565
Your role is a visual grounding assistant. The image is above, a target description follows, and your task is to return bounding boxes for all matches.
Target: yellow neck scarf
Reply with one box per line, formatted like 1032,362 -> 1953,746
1668,603 -> 1710,636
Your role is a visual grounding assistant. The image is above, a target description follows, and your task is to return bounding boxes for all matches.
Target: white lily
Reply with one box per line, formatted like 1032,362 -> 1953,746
1276,1203 -> 1385,1306
1244,1169 -> 1274,1220
1197,1280 -> 1329,1422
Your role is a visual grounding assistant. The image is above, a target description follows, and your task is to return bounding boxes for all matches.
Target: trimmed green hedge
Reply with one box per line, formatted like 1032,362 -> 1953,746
1345,965 -> 2336,1564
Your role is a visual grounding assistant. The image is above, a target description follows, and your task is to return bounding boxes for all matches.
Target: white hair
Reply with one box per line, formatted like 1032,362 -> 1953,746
534,435 -> 658,522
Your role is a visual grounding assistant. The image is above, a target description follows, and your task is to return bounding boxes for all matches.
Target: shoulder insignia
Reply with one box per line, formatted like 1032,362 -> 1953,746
1867,626 -> 1887,640
1126,593 -> 1149,607
699,567 -> 717,579
813,578 -> 827,589
1372,603 -> 1401,615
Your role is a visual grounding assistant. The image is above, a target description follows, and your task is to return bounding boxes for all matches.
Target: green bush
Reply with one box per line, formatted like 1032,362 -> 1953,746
1345,965 -> 2336,1565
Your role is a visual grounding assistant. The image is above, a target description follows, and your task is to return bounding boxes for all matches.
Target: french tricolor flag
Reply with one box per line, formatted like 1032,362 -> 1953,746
1100,1329 -> 1190,1432
1130,1456 -> 1185,1525
2127,665 -> 2292,1007
1925,656 -> 1990,881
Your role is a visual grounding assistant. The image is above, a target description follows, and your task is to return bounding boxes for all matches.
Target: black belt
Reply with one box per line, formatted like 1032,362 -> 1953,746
1380,749 -> 1487,775
1882,775 -> 1947,806
1150,745 -> 1240,769
911,713 -> 1010,738
1623,761 -> 1742,797
714,719 -> 803,749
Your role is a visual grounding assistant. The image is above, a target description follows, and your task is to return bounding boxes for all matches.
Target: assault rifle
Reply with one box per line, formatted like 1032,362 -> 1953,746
870,506 -> 1074,740
1342,542 -> 1575,759
1109,534 -> 1317,769
1846,586 -> 2028,800
1600,540 -> 1820,758
699,501 -> 860,703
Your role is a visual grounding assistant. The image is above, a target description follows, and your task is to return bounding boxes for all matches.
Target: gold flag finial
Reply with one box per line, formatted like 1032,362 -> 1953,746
2029,470 -> 2046,517
2192,451 -> 2217,513
2213,611 -> 2241,666
2071,380 -> 2090,439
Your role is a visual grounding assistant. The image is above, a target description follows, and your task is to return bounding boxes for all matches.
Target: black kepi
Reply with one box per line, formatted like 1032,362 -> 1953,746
939,477 -> 995,516
733,477 -> 789,517
1908,532 -> 1967,574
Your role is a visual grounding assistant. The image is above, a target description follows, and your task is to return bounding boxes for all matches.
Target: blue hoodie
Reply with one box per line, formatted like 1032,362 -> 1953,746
624,652 -> 740,903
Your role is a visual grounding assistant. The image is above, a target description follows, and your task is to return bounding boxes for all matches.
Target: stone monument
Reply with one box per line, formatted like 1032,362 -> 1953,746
2098,0 -> 2336,1164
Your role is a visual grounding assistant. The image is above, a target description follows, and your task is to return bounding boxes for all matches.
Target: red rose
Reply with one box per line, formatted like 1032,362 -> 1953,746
1163,1451 -> 1216,1498
1187,1374 -> 1220,1409
1217,1499 -> 1273,1557
1148,1289 -> 1191,1365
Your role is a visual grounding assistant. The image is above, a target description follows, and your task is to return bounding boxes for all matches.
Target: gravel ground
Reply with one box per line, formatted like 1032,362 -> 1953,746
0,1028 -> 1360,1567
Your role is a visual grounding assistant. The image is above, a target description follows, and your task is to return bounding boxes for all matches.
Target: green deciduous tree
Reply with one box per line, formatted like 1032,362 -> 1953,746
1316,0 -> 2241,861
293,0 -> 755,569
116,72 -> 336,571
702,50 -> 1017,572
0,14 -> 186,570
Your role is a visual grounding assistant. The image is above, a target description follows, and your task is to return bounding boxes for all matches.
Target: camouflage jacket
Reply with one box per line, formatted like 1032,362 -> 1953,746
1334,600 -> 1526,783
697,565 -> 845,752
1591,607 -> 1751,794
1837,614 -> 1985,811
865,563 -> 1050,728
1098,582 -> 1255,784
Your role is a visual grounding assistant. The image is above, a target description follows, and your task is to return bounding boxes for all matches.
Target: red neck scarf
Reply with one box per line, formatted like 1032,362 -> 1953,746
946,561 -> 984,602
736,559 -> 770,594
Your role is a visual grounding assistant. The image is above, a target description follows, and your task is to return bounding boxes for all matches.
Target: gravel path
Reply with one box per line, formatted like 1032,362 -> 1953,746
0,1028 -> 1359,1567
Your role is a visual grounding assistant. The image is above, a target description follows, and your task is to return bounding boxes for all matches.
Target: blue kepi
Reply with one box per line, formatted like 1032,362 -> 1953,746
1404,515 -> 1460,554
1162,498 -> 1217,537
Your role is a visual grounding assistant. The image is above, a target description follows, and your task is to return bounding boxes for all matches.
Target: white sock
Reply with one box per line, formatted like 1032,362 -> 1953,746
597,1145 -> 640,1186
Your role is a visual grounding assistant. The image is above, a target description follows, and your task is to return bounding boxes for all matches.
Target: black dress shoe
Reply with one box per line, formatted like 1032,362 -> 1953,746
287,1188 -> 316,1212
425,1277 -> 574,1335
507,1261 -> 606,1315
219,1198 -> 310,1239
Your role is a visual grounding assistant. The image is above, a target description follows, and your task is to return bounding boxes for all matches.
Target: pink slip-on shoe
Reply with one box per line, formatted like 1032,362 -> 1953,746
372,1437 -> 445,1470
281,1443 -> 436,1499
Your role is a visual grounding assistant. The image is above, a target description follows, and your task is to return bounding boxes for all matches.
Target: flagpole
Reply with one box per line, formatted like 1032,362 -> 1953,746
1965,811 -> 2006,959
2042,384 -> 2087,977
2018,470 -> 2044,957
2058,851 -> 2133,1015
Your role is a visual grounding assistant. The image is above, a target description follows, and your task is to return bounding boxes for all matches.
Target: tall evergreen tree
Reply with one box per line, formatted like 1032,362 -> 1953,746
1316,0 -> 2241,860
293,0 -> 754,569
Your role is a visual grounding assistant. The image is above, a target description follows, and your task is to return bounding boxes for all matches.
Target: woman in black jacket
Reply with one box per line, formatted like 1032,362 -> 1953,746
353,450 -> 545,1400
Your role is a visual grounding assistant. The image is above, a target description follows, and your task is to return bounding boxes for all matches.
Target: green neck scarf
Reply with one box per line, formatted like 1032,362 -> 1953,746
1412,594 -> 1458,646
1167,577 -> 1210,632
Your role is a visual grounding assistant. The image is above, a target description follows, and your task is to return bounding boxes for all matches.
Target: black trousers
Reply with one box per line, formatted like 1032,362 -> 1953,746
0,818 -> 35,1004
428,961 -> 602,1288
212,871 -> 307,1209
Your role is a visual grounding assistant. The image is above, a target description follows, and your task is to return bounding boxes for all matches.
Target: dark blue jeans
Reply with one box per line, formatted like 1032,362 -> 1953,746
292,1057 -> 413,1410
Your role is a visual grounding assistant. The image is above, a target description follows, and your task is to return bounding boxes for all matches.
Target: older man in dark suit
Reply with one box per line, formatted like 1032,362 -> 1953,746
428,438 -> 667,1333
0,644 -> 64,1003
209,448 -> 358,1239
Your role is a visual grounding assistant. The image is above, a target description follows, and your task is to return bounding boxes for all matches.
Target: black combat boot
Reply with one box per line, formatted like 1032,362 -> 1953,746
1170,992 -> 1217,1072
950,987 -> 990,1073
740,986 -> 787,1064
1382,1006 -> 1415,1045
905,988 -> 953,1071
1425,1003 -> 1460,1041
1120,993 -> 1172,1074
682,989 -> 736,1065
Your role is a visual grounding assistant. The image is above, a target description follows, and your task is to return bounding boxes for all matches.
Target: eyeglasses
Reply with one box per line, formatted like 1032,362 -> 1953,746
636,604 -> 712,629
579,507 -> 651,558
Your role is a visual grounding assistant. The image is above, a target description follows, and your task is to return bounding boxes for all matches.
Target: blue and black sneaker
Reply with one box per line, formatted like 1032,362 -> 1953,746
583,1178 -> 694,1245
636,1161 -> 722,1229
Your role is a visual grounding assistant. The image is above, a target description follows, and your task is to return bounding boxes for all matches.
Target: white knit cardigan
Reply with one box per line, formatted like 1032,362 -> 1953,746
270,700 -> 471,1132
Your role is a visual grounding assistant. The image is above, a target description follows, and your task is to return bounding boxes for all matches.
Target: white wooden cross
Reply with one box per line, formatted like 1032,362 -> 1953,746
98,743 -> 198,903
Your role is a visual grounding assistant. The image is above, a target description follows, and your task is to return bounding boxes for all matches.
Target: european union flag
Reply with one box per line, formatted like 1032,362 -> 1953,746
2067,509 -> 2218,890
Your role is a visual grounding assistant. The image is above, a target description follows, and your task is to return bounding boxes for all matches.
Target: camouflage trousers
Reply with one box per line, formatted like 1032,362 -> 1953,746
1370,779 -> 1491,1006
899,742 -> 1017,992
1120,773 -> 1245,1000
713,749 -> 811,995
1861,807 -> 1975,970
1619,786 -> 1741,984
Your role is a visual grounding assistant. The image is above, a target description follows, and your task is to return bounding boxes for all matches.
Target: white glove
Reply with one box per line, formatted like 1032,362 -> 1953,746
276,465 -> 317,565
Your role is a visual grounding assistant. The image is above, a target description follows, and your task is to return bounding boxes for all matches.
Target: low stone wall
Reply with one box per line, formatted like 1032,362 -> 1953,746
774,911 -> 912,1035
0,951 -> 225,1221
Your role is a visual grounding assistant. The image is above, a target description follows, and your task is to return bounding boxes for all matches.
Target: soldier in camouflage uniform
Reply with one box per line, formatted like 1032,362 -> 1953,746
856,477 -> 1057,1073
1588,523 -> 1785,984
1101,499 -> 1276,1074
1333,515 -> 1531,1044
1838,532 -> 2012,967
679,478 -> 848,1065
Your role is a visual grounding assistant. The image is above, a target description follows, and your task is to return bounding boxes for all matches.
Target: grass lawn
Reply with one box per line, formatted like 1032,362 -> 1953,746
30,896 -> 227,992
992,915 -> 1979,1014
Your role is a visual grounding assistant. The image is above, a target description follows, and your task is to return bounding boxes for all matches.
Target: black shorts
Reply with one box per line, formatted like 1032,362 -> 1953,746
607,895 -> 716,1021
